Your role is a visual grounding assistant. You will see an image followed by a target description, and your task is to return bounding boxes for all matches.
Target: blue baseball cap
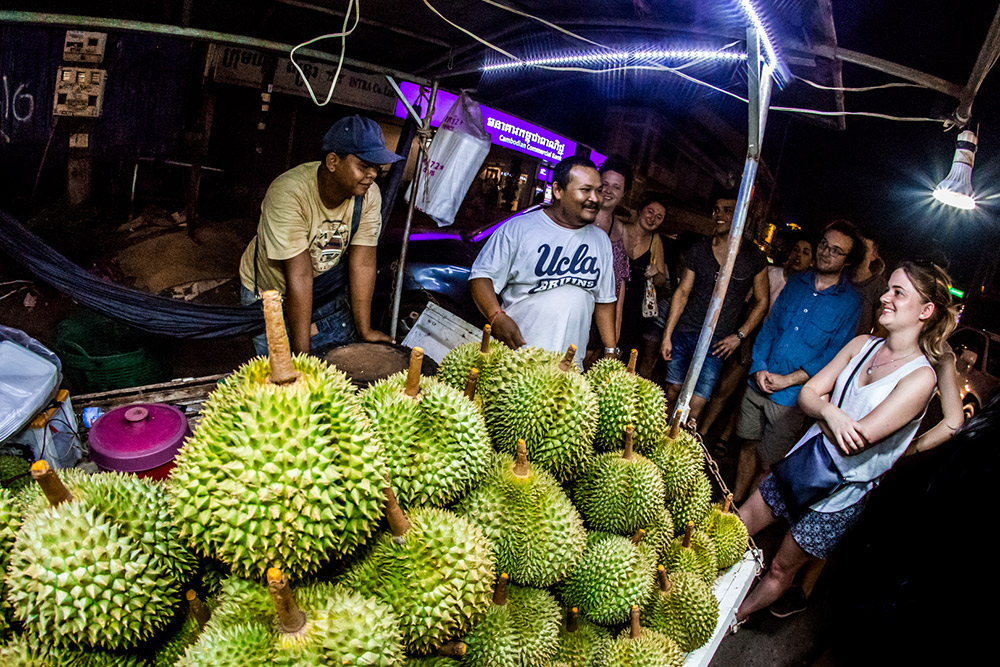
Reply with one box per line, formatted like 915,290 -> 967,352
321,115 -> 403,164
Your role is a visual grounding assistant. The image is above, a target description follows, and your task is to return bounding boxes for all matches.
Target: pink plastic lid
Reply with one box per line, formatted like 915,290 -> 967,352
88,403 -> 190,473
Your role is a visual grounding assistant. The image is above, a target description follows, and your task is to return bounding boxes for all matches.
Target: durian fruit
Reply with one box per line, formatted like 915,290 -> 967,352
462,573 -> 561,667
204,575 -> 275,630
479,345 -> 573,405
168,290 -> 386,579
0,455 -> 30,492
6,462 -> 195,649
361,348 -> 492,508
343,485 -> 495,654
0,633 -> 147,666
154,590 -> 213,667
702,494 -> 749,570
604,606 -> 684,667
556,530 -> 656,626
405,657 -> 461,666
454,442 -> 586,588
665,470 -> 712,534
643,433 -> 701,501
177,621 -> 274,667
572,426 -> 666,536
437,325 -> 511,394
642,566 -> 719,653
488,346 -> 598,482
637,508 -> 674,565
662,522 -> 718,586
550,607 -> 612,667
585,353 -> 666,452
0,487 -> 14,638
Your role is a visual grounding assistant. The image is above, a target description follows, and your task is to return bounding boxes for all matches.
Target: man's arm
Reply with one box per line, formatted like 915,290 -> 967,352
660,266 -> 694,360
348,245 -> 391,343
594,302 -> 617,355
469,277 -> 525,349
712,266 -> 770,360
282,251 -> 314,355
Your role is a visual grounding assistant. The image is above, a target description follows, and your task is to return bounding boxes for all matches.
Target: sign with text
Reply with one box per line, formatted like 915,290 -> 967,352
393,82 -> 576,163
208,45 -> 399,115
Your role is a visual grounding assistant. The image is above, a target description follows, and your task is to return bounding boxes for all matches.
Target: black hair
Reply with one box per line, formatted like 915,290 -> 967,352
638,191 -> 668,213
599,154 -> 633,193
553,155 -> 597,190
823,219 -> 866,269
711,188 -> 740,204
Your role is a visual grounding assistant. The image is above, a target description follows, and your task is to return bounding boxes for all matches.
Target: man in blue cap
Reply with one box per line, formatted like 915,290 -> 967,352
238,114 -> 403,355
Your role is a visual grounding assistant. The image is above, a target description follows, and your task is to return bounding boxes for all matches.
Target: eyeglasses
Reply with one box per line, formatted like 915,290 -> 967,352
817,239 -> 849,257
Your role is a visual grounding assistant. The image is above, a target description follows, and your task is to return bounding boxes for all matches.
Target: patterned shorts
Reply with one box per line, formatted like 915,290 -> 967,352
759,474 -> 867,559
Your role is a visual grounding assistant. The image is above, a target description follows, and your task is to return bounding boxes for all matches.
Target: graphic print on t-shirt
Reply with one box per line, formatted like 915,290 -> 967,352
529,243 -> 602,293
310,219 -> 349,272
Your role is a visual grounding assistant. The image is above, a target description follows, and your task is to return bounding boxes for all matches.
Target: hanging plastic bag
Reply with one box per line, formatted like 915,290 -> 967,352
641,278 -> 658,318
410,92 -> 492,226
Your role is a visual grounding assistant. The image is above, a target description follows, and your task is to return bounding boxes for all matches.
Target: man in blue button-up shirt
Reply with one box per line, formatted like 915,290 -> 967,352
732,220 -> 865,502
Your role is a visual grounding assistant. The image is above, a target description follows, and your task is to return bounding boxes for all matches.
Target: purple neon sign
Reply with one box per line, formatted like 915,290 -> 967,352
394,83 -> 576,163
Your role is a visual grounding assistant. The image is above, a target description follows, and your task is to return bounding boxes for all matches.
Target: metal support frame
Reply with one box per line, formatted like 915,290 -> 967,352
389,81 -> 439,342
670,26 -> 774,429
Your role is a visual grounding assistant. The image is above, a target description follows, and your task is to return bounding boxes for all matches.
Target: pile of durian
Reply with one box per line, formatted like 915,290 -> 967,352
0,293 -> 749,666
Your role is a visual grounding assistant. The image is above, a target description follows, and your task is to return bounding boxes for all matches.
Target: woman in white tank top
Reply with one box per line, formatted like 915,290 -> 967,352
733,260 -> 960,626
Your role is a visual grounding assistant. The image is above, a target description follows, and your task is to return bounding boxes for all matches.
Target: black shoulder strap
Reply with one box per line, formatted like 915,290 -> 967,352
351,195 -> 363,239
838,338 -> 882,408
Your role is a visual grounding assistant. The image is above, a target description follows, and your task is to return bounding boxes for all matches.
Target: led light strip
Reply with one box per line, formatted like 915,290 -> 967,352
738,0 -> 784,75
483,48 -> 748,72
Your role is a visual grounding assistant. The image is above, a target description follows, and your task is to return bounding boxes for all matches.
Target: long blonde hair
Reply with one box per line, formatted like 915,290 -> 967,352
897,260 -> 960,362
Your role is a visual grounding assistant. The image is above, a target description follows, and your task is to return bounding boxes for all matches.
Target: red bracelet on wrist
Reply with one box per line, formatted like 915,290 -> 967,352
489,309 -> 506,326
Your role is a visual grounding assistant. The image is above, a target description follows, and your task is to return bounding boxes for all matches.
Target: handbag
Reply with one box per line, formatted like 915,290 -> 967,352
770,340 -> 880,518
641,236 -> 664,319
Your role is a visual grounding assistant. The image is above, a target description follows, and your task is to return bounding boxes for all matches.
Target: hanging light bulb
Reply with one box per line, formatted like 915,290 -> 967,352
933,130 -> 978,210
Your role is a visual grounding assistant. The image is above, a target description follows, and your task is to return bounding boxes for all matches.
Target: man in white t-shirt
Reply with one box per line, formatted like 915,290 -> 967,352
469,156 -> 618,357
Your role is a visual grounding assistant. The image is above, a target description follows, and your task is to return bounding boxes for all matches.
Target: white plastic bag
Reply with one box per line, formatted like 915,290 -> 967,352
412,92 -> 491,226
0,340 -> 60,442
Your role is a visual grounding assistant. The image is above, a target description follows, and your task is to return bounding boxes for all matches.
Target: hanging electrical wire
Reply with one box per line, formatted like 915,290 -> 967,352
288,0 -> 360,106
794,76 -> 930,93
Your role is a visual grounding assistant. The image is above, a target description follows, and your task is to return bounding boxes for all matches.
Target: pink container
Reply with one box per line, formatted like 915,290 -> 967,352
88,403 -> 190,479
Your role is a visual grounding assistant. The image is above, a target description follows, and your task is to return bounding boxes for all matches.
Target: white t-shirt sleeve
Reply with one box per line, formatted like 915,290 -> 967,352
593,231 -> 617,303
469,222 -> 516,294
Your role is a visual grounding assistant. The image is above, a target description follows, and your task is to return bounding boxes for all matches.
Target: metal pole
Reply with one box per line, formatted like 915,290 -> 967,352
670,26 -> 773,428
389,80 -> 438,341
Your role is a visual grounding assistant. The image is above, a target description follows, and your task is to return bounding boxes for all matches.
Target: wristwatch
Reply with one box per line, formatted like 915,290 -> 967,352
604,346 -> 620,355
735,330 -> 746,342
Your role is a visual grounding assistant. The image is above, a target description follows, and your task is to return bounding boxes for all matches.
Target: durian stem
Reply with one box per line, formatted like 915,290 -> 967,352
566,607 -> 580,633
437,642 -> 467,657
262,291 -> 300,385
404,347 -> 424,397
513,439 -> 529,477
629,605 -> 641,639
683,521 -> 694,548
630,529 -> 646,545
657,565 -> 672,594
668,409 -> 682,438
266,568 -> 307,634
481,325 -> 492,354
186,590 -> 211,629
623,426 -> 635,460
30,460 -> 73,507
558,344 -> 577,372
464,368 -> 480,399
493,573 -> 510,606
723,493 -> 733,514
627,348 -> 638,373
384,485 -> 411,537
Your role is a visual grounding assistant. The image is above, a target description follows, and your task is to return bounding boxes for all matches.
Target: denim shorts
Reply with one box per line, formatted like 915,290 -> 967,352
665,329 -> 724,399
239,284 -> 356,356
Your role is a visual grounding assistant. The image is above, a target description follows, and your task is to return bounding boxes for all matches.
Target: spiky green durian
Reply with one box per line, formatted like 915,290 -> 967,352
463,575 -> 561,667
437,327 -> 512,395
662,522 -> 718,586
177,622 -> 274,667
572,427 -> 665,536
480,345 -> 572,403
584,357 -> 624,387
586,360 -> 666,452
642,567 -> 718,653
0,455 -> 30,492
702,496 -> 749,570
168,291 -> 385,579
643,434 -> 701,501
551,607 -> 612,667
605,610 -> 684,667
0,487 -> 17,569
0,634 -> 147,666
454,446 -> 585,588
205,576 -> 274,630
343,489 -> 495,654
361,353 -> 491,509
405,657 -> 461,666
665,471 -> 712,534
556,531 -> 656,626
488,348 -> 597,482
637,508 -> 674,565
6,464 -> 196,649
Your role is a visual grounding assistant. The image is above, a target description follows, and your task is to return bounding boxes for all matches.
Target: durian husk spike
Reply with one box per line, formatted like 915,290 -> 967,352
627,348 -> 638,373
683,521 -> 695,548
493,573 -> 510,606
481,325 -> 492,353
464,367 -> 480,399
723,493 -> 734,514
30,460 -> 73,507
404,347 -> 424,397
186,589 -> 211,629
629,605 -> 641,639
567,607 -> 580,633
513,439 -> 529,477
623,425 -> 635,460
383,484 -> 411,538
437,642 -> 467,657
630,529 -> 646,545
657,565 -> 672,594
558,344 -> 577,372
266,568 -> 307,634
668,409 -> 683,438
262,290 -> 300,385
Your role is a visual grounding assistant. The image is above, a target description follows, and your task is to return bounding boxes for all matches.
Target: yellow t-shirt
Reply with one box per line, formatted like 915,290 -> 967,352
238,161 -> 382,294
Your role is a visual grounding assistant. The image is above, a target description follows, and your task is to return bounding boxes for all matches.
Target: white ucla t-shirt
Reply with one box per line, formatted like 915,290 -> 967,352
470,207 -> 616,356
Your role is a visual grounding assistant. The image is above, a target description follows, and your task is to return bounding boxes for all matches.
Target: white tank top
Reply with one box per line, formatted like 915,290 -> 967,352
790,337 -> 933,512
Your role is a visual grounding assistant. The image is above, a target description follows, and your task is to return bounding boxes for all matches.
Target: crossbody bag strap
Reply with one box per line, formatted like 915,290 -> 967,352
350,195 -> 363,239
836,337 -> 883,408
